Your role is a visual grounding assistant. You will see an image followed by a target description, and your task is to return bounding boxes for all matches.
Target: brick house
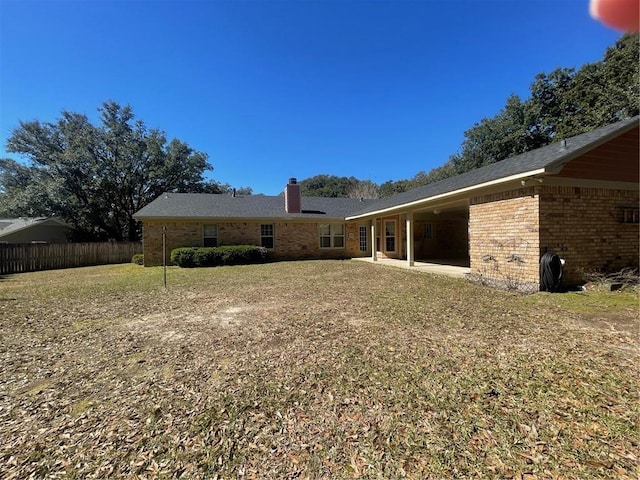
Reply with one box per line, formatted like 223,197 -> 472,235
134,116 -> 639,289
133,184 -> 376,266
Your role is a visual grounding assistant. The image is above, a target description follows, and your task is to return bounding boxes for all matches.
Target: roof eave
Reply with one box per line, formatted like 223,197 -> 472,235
345,168 -> 547,220
0,217 -> 71,238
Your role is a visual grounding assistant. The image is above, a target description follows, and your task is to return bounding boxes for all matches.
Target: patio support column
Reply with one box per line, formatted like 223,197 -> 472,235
406,212 -> 415,267
371,220 -> 377,261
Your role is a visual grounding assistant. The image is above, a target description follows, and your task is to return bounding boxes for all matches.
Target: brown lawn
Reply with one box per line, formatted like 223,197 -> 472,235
0,260 -> 637,479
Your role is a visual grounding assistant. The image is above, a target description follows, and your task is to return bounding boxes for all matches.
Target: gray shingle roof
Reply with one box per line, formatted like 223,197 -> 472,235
133,193 -> 374,220
134,116 -> 638,222
348,115 -> 639,217
0,217 -> 69,238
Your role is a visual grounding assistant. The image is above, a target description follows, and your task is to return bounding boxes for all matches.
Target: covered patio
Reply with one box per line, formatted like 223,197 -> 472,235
349,196 -> 471,276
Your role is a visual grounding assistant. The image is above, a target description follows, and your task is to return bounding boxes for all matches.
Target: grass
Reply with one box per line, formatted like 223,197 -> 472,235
0,260 -> 638,479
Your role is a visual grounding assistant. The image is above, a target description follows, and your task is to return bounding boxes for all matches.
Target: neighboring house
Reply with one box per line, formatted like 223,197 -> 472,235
0,217 -> 71,244
134,116 -> 639,289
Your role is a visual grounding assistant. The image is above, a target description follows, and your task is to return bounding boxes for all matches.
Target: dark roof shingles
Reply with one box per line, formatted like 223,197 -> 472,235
349,116 -> 639,216
134,116 -> 638,221
134,194 -> 372,219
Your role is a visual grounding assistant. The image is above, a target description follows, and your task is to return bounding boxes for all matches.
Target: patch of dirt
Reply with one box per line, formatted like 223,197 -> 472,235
123,304 -> 255,342
575,311 -> 638,334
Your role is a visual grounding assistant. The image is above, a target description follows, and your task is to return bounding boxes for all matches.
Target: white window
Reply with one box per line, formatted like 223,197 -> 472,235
384,220 -> 396,253
319,224 -> 345,249
261,224 -> 274,249
359,226 -> 368,252
203,224 -> 218,247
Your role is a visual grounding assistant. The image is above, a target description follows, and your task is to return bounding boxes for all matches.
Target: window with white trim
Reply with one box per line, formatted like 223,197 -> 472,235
384,220 -> 396,252
319,224 -> 345,249
359,226 -> 368,252
261,224 -> 275,249
203,224 -> 218,247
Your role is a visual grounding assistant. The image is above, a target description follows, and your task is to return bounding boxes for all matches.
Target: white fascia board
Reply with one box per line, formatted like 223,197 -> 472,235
345,168 -> 547,220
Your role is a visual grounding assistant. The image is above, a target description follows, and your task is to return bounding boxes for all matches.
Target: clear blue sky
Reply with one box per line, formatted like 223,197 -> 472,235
0,0 -> 621,195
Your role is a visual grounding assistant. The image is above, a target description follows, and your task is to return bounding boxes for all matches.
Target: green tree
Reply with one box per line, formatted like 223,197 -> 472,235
452,94 -> 550,174
557,33 -> 639,136
1,101 -> 219,241
410,161 -> 457,187
234,186 -> 253,196
378,178 -> 414,197
451,33 -> 638,175
298,175 -> 361,197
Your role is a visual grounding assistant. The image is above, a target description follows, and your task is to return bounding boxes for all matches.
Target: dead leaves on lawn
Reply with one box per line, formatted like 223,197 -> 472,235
0,261 -> 638,479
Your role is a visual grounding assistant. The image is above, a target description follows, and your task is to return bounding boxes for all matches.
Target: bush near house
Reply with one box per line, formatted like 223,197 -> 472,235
131,253 -> 144,265
170,245 -> 268,268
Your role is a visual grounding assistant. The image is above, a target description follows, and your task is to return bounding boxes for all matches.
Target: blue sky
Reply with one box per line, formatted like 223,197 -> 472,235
1,0 -> 621,195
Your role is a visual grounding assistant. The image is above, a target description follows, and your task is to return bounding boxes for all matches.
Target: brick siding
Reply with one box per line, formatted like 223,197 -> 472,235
469,185 -> 639,288
539,186 -> 639,285
141,220 -> 369,266
469,187 -> 540,288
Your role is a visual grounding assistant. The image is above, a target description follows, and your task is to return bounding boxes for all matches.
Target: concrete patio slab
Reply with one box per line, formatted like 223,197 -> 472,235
353,257 -> 471,278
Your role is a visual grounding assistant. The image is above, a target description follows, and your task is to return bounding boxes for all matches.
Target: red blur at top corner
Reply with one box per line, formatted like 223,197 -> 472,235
590,0 -> 640,32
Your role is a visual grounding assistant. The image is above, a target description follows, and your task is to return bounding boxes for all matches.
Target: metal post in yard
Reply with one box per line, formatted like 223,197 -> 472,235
162,225 -> 167,288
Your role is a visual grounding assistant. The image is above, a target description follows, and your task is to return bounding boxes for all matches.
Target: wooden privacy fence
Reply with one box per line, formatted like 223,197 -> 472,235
0,242 -> 142,275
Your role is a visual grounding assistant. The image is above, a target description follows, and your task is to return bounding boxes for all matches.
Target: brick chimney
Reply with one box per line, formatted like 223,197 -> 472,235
284,177 -> 301,214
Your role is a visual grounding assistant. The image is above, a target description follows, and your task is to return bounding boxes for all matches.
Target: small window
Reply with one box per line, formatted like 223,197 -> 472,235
261,224 -> 275,249
319,224 -> 345,249
424,223 -> 433,239
622,208 -> 639,224
359,226 -> 368,252
203,224 -> 218,247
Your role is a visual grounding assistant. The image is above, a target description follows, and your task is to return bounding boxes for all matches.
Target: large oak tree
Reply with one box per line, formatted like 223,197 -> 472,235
1,101 -> 224,241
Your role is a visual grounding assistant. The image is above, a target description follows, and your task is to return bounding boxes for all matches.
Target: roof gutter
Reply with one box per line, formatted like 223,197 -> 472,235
345,168 -> 547,220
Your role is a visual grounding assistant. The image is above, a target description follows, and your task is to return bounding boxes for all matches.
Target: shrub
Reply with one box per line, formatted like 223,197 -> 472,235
218,245 -> 267,265
170,248 -> 197,268
131,253 -> 144,265
193,248 -> 223,267
170,246 -> 268,268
